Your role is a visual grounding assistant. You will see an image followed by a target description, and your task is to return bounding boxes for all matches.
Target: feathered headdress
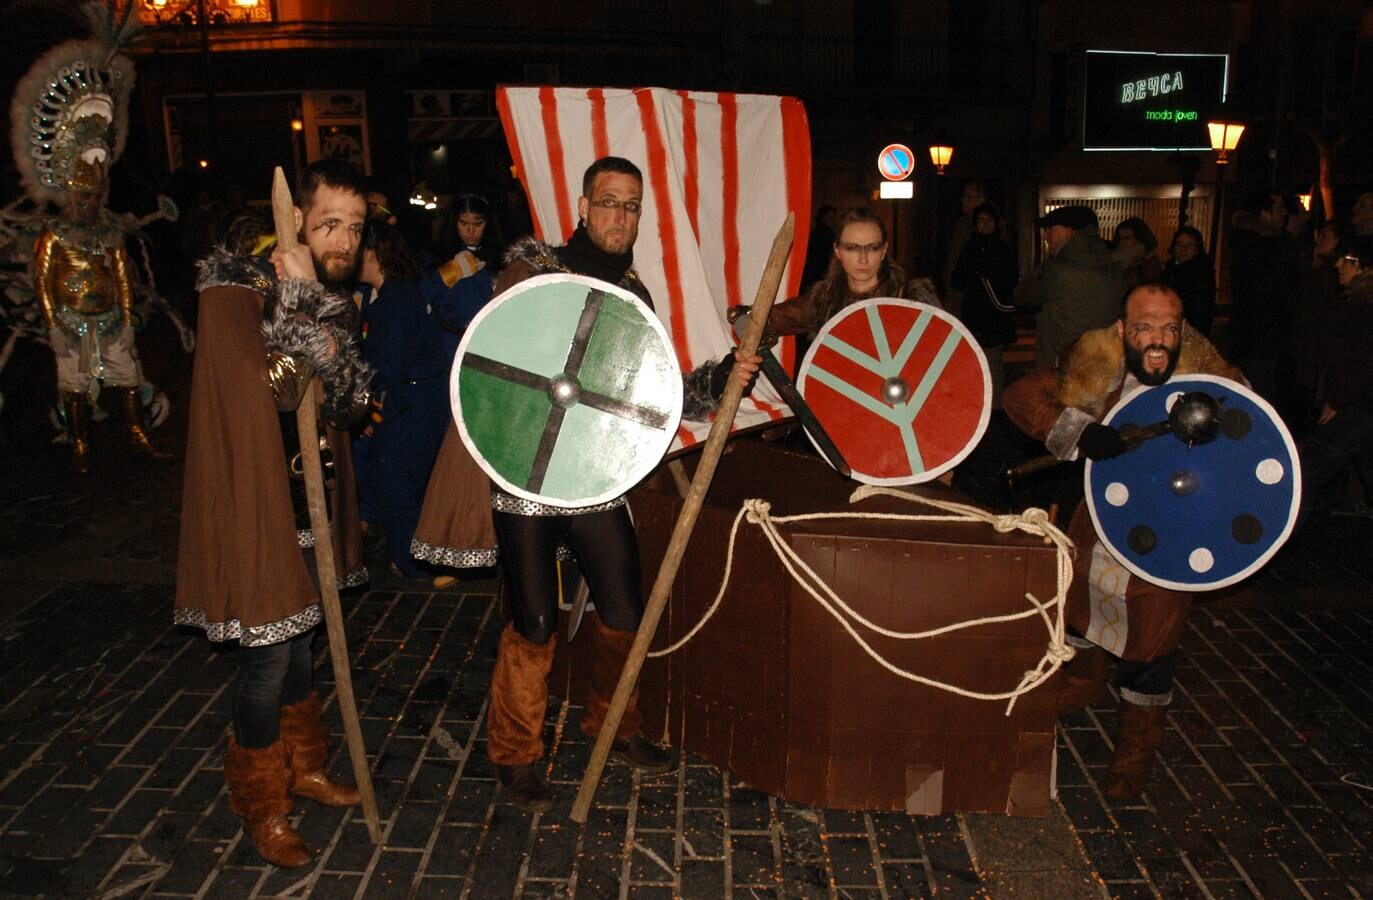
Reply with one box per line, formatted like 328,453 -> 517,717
9,1 -> 141,205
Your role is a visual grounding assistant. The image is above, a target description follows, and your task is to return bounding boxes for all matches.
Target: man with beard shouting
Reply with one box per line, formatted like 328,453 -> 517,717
1002,282 -> 1243,800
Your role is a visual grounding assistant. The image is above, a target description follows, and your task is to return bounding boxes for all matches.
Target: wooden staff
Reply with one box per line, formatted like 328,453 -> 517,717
571,213 -> 795,823
270,167 -> 382,843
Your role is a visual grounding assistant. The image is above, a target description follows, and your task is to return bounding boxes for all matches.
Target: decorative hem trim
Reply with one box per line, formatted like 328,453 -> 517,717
174,604 -> 322,647
490,490 -> 627,517
1120,687 -> 1172,707
338,564 -> 368,589
411,539 -> 498,569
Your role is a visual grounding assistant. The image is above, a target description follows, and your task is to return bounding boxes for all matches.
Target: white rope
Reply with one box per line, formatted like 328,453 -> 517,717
647,484 -> 1078,715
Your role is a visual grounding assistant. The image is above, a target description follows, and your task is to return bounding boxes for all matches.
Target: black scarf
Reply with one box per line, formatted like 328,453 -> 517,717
559,223 -> 634,285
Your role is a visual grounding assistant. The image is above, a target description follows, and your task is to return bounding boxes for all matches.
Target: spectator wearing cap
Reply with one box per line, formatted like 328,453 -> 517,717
1015,205 -> 1126,370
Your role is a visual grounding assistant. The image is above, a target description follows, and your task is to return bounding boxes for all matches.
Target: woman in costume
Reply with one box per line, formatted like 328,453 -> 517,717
756,206 -> 940,341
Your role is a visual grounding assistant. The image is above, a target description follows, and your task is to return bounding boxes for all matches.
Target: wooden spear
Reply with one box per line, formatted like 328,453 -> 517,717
571,213 -> 795,823
270,166 -> 382,843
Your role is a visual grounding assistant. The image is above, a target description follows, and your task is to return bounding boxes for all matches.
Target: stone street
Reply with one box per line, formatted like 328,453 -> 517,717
0,376 -> 1370,898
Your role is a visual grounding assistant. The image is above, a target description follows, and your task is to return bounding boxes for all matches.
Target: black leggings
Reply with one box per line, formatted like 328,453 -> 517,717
493,505 -> 643,645
232,629 -> 315,748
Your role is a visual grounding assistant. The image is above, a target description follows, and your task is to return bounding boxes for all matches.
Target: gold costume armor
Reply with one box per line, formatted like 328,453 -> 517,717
35,218 -> 135,328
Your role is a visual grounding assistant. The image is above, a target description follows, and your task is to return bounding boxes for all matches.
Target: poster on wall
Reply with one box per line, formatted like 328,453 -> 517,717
1082,50 -> 1228,152
303,91 -> 371,173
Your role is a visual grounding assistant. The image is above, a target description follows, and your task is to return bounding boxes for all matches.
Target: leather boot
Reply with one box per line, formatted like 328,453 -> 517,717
1057,644 -> 1110,715
583,620 -> 679,775
224,738 -> 312,868
1102,701 -> 1168,801
60,392 -> 91,475
487,623 -> 557,769
494,762 -> 556,813
278,693 -> 360,807
117,386 -> 171,459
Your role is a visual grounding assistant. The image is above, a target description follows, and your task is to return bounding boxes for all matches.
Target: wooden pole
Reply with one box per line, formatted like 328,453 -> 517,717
570,213 -> 795,823
270,167 -> 382,843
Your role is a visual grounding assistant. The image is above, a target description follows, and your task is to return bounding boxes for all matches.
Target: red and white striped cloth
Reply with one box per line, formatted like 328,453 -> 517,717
496,86 -> 811,450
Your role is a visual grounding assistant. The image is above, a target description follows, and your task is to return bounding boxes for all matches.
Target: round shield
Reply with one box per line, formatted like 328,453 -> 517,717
795,299 -> 990,484
1086,375 -> 1301,591
452,273 -> 684,509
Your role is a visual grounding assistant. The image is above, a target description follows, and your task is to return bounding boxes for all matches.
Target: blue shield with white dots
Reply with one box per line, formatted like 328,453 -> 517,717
1085,375 -> 1301,591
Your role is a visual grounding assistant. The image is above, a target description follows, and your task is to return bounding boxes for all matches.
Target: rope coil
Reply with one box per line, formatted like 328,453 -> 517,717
646,484 -> 1077,715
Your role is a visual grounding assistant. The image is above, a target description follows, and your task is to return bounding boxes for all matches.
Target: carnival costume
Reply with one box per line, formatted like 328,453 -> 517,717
1002,323 -> 1242,799
413,225 -> 738,810
8,2 -> 172,472
175,247 -> 371,867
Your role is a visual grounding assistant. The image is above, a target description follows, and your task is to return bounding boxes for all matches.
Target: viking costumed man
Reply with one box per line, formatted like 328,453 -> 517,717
175,161 -> 373,868
1002,282 -> 1243,800
413,156 -> 759,811
10,3 -> 168,472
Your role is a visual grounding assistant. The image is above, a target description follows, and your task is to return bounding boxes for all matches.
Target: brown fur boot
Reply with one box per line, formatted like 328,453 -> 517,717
224,738 -> 311,868
582,620 -> 678,774
580,619 -> 642,743
1102,701 -> 1168,801
1057,644 -> 1110,715
487,623 -> 557,768
279,693 -> 360,807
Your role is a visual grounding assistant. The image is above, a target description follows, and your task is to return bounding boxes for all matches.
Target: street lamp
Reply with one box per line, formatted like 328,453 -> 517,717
928,143 -> 954,176
927,142 -> 954,277
1206,118 -> 1245,272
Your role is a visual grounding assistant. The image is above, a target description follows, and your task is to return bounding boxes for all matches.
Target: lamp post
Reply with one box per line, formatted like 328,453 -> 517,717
1206,118 -> 1245,272
928,142 -> 953,278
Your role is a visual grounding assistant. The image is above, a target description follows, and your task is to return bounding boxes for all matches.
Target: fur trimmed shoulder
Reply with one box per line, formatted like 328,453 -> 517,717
503,236 -> 565,275
195,250 -> 276,296
261,278 -> 373,422
1056,325 -> 1124,415
1056,322 -> 1244,415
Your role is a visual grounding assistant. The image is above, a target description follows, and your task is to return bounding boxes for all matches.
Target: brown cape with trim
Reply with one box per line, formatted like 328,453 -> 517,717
175,268 -> 364,646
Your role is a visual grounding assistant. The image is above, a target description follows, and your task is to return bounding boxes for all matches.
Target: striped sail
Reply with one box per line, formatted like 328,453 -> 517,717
496,86 -> 811,449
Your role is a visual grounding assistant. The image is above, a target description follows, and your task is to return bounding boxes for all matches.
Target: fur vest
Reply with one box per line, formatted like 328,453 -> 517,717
1057,322 -> 1244,417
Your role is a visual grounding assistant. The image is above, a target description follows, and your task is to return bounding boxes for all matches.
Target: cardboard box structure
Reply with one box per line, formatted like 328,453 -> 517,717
553,439 -> 1061,816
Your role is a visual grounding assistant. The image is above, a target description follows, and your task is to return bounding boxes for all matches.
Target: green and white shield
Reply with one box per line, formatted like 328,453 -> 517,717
452,273 -> 684,509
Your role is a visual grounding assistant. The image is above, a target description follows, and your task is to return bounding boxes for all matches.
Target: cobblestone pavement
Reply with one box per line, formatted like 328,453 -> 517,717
1,383 -> 1371,898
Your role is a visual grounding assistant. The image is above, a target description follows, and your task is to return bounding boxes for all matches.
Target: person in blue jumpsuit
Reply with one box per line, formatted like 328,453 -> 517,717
357,221 -> 451,579
421,193 -> 502,363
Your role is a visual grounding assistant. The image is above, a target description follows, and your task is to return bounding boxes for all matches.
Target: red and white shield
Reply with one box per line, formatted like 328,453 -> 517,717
796,299 -> 990,485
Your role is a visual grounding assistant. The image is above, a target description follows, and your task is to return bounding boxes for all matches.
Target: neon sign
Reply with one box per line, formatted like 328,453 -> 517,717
1083,50 -> 1228,152
1121,72 -> 1184,104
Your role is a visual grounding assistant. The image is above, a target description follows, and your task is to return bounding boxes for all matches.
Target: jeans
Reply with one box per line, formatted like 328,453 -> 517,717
232,629 -> 315,748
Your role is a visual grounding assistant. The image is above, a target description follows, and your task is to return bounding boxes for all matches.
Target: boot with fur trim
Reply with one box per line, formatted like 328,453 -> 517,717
582,620 -> 678,774
278,693 -> 360,807
224,738 -> 311,868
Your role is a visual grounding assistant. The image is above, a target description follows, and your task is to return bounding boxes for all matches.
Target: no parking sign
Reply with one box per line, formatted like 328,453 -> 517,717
877,144 -> 916,181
